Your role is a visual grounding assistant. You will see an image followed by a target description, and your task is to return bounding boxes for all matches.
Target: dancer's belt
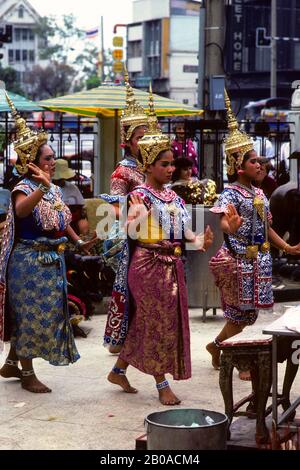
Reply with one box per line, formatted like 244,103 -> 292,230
32,242 -> 66,254
239,242 -> 270,259
137,242 -> 182,258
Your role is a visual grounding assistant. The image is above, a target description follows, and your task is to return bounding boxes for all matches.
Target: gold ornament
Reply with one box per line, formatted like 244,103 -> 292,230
246,244 -> 258,259
224,90 -> 253,175
253,195 -> 265,220
5,92 -> 48,175
57,243 -> 66,254
174,246 -> 182,257
53,201 -> 64,211
203,179 -> 218,206
120,68 -> 148,145
261,241 -> 270,253
138,83 -> 171,172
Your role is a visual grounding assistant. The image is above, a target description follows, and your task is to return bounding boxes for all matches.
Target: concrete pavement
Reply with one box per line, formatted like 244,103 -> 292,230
1,303 -> 300,450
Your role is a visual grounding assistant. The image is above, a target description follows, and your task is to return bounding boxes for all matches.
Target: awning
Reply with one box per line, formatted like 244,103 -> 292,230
0,90 -> 44,112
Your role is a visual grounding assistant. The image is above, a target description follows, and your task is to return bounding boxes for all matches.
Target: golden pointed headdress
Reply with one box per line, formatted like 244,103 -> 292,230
137,84 -> 171,172
120,69 -> 148,145
224,89 -> 253,175
5,92 -> 48,175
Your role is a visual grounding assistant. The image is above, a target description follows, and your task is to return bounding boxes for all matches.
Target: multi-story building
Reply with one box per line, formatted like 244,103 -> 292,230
225,0 -> 300,108
127,0 -> 201,107
0,0 -> 44,92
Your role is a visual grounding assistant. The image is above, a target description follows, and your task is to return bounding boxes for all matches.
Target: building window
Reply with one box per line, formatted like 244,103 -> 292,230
29,50 -> 35,62
8,50 -> 14,63
183,65 -> 198,73
145,20 -> 161,57
128,41 -> 142,58
29,29 -> 34,41
22,28 -> 28,41
147,57 -> 160,79
255,47 -> 270,72
15,28 -> 20,41
22,50 -> 28,62
18,6 -> 24,18
295,43 -> 300,69
15,50 -> 20,62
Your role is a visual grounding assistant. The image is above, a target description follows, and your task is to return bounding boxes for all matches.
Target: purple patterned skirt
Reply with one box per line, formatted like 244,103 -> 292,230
119,241 -> 191,380
209,246 -> 273,325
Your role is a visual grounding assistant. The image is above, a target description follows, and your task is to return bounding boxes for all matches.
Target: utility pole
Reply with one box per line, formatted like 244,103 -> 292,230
203,0 -> 225,118
101,16 -> 105,81
271,0 -> 277,97
197,1 -> 206,109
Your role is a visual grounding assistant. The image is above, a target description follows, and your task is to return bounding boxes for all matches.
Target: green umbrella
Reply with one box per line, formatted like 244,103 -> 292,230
39,85 -> 202,195
39,84 -> 203,117
0,90 -> 44,113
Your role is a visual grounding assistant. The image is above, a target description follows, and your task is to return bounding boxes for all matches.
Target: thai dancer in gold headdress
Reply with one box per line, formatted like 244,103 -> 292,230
105,87 -> 213,405
206,91 -> 300,378
100,71 -> 149,353
0,93 -> 96,393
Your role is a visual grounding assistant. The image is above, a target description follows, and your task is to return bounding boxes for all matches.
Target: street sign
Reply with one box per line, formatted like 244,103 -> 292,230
113,61 -> 124,73
112,49 -> 123,60
256,27 -> 271,48
113,36 -> 123,47
209,75 -> 225,110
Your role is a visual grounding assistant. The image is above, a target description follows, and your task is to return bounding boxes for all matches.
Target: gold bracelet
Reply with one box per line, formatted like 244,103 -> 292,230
282,243 -> 290,255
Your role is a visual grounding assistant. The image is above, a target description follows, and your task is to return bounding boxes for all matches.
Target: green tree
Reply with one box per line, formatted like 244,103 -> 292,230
24,62 -> 76,100
0,66 -> 25,95
33,14 -> 114,94
86,75 -> 101,90
34,14 -> 83,64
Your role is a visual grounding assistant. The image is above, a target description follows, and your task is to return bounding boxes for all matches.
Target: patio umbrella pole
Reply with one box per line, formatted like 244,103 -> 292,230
94,116 -> 101,195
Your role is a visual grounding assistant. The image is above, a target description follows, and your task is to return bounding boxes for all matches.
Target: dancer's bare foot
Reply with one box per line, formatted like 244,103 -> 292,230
109,345 -> 122,355
206,342 -> 220,370
107,371 -> 137,393
238,370 -> 251,381
158,386 -> 181,406
21,374 -> 52,393
0,362 -> 22,379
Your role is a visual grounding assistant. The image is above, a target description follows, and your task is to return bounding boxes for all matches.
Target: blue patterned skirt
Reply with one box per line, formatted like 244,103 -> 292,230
7,237 -> 80,365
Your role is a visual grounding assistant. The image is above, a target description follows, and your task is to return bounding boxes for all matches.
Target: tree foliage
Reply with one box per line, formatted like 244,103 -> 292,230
0,66 -> 25,95
24,62 -> 76,100
34,14 -> 84,63
30,14 -> 106,97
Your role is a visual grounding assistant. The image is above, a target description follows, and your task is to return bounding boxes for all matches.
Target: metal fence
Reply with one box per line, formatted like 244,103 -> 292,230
163,118 -> 293,193
0,113 -> 293,196
0,114 -> 98,197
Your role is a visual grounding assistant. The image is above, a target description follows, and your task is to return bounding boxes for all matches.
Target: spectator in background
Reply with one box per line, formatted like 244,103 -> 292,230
276,159 -> 290,186
254,157 -> 278,199
0,188 -> 10,241
171,119 -> 198,176
52,159 -> 89,236
2,129 -> 19,191
252,122 -> 275,164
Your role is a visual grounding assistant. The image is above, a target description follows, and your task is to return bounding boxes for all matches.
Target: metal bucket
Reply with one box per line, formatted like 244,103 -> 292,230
145,409 -> 228,450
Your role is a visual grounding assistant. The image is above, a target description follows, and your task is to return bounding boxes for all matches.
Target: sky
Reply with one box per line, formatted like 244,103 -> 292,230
29,0 -> 133,49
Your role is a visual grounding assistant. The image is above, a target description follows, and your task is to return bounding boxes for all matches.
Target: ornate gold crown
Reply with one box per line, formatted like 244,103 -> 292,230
224,89 -> 253,175
5,92 -> 48,175
137,84 -> 171,172
120,70 -> 148,145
